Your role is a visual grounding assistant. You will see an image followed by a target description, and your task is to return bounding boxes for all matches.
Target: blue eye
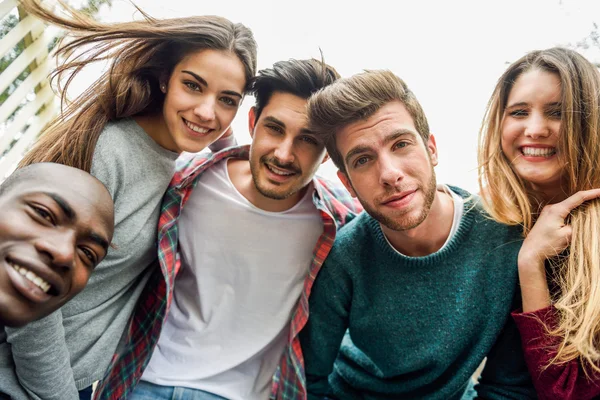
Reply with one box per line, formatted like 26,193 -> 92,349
394,141 -> 408,150
354,156 -> 369,168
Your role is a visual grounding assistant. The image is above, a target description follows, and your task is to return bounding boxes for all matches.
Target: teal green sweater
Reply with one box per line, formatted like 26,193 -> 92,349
300,187 -> 536,400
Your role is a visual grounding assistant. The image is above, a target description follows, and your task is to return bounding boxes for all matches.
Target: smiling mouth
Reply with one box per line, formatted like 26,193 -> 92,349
265,163 -> 297,177
520,146 -> 556,158
8,260 -> 54,295
183,119 -> 212,135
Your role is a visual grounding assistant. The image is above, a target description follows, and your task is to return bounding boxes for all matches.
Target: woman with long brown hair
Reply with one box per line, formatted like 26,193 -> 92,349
479,47 -> 600,399
2,1 -> 257,399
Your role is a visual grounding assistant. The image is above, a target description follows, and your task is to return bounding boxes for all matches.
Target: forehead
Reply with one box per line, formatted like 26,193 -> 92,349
11,181 -> 112,234
175,49 -> 246,90
508,69 -> 562,103
337,101 -> 418,153
259,92 -> 309,128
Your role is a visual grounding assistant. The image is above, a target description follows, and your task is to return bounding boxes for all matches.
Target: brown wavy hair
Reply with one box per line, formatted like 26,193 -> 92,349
478,47 -> 600,374
18,0 -> 257,172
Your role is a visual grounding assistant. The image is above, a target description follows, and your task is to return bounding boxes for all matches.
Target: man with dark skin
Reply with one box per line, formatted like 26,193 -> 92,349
0,162 -> 114,327
0,162 -> 114,400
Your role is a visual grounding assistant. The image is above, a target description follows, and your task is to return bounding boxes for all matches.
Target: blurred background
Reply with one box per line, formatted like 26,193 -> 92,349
2,0 -> 600,191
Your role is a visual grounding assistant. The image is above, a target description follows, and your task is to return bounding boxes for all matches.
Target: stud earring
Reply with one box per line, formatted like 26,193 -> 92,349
160,84 -> 166,92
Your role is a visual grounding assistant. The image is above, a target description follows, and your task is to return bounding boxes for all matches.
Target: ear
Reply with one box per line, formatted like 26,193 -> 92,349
426,134 -> 438,167
337,170 -> 357,198
248,107 -> 257,138
321,152 -> 330,164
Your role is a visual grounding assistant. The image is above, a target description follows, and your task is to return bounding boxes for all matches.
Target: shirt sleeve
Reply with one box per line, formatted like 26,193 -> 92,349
5,311 -> 79,400
299,255 -> 352,400
475,314 -> 538,399
512,306 -> 600,400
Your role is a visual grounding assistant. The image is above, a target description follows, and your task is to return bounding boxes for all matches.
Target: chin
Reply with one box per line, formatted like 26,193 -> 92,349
0,309 -> 36,327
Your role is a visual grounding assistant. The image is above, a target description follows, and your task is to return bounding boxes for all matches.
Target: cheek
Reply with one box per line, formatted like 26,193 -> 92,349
217,106 -> 239,127
70,265 -> 92,295
500,123 -> 518,155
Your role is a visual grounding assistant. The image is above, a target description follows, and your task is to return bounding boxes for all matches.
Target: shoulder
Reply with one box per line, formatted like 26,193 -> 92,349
328,212 -> 373,262
450,185 -> 522,238
314,175 -> 362,218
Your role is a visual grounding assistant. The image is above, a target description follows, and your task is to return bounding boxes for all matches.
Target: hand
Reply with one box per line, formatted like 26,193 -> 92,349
518,188 -> 600,312
519,188 -> 600,269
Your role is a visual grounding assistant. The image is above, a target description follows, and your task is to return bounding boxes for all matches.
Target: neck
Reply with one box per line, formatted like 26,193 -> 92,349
530,179 -> 569,205
134,113 -> 179,153
382,188 -> 455,257
227,159 -> 308,212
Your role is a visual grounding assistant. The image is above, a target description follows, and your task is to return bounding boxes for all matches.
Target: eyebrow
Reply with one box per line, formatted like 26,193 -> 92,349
89,232 -> 110,252
344,129 -> 414,165
263,116 -> 315,135
45,192 -> 75,220
506,101 -> 562,109
181,70 -> 243,99
44,192 -> 109,252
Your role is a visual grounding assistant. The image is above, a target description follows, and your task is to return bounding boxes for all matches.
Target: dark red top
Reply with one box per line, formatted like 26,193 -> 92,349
512,306 -> 600,400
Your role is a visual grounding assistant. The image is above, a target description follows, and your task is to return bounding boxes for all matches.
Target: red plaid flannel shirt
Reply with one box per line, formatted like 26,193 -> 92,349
94,145 -> 361,399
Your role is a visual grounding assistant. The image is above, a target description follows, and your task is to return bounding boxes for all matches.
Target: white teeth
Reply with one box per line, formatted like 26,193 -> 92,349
521,147 -> 556,157
266,164 -> 294,176
8,262 -> 51,293
184,120 -> 210,134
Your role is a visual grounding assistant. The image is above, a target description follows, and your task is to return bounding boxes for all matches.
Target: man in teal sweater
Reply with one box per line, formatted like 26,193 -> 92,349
299,70 -> 536,399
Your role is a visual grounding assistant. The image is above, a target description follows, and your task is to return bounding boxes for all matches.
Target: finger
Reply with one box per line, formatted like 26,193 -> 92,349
556,188 -> 600,218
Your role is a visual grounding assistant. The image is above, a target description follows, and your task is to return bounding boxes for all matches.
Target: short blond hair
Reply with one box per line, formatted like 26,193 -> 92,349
307,70 -> 430,174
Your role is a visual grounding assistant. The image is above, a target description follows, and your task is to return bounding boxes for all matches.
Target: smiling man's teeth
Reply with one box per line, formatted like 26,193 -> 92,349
184,120 -> 210,134
9,262 -> 51,293
266,164 -> 294,176
521,147 -> 556,157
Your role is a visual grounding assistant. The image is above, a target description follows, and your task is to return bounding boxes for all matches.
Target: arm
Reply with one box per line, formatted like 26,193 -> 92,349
5,311 -> 79,400
512,307 -> 600,400
299,256 -> 352,400
475,315 -> 537,400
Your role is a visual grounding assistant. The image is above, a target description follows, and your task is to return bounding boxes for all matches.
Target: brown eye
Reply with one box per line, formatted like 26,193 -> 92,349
31,205 -> 55,225
79,247 -> 98,266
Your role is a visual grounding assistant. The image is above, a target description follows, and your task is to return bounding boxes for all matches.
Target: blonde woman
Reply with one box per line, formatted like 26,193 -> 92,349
479,47 -> 600,400
2,1 -> 257,399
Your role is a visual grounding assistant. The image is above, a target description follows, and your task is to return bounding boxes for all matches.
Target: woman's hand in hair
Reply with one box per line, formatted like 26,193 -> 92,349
518,188 -> 600,311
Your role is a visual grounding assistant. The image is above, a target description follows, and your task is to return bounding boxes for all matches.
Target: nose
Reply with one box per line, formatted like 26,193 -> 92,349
378,154 -> 405,187
194,99 -> 216,122
524,112 -> 551,139
273,137 -> 295,165
34,230 -> 76,270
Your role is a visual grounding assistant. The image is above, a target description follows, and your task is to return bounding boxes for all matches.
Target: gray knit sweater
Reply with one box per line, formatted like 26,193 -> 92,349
1,119 -> 178,400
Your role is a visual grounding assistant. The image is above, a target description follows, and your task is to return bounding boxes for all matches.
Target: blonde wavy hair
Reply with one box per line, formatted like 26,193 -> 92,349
17,0 -> 257,172
478,47 -> 600,374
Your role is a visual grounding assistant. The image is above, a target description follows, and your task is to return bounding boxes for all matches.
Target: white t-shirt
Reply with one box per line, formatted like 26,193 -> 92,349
142,159 -> 323,400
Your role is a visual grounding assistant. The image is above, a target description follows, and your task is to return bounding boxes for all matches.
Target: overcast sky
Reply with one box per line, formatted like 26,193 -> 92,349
94,0 -> 600,192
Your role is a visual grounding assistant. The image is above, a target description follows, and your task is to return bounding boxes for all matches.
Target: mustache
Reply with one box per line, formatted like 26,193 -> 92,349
261,156 -> 301,174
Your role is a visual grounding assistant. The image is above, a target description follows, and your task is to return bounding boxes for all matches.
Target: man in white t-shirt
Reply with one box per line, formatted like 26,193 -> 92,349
109,59 -> 362,400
